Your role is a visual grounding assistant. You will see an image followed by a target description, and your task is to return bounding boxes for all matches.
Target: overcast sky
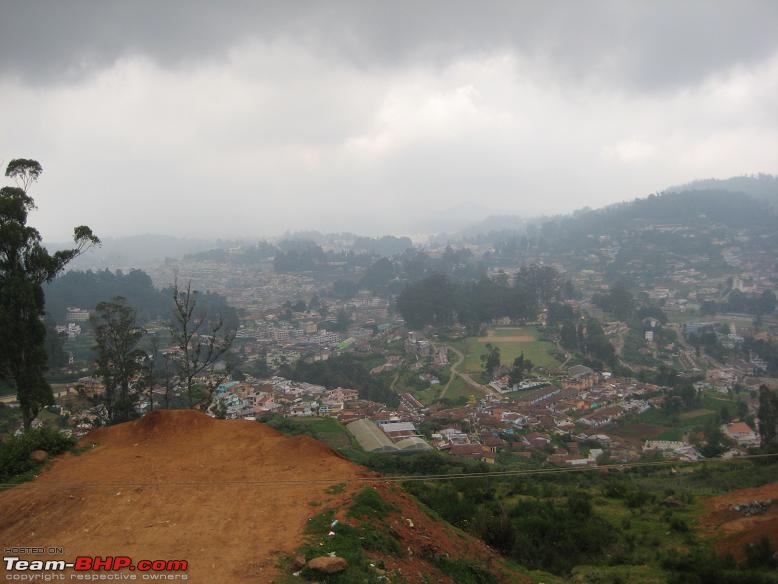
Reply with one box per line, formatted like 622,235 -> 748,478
1,1 -> 777,240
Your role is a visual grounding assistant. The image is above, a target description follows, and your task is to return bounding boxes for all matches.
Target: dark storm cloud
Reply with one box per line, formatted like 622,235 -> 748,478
2,0 -> 777,90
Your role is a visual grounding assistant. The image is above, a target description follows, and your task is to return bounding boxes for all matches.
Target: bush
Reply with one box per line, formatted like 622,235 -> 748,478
663,549 -> 778,584
435,558 -> 497,584
668,516 -> 689,533
347,487 -> 397,520
745,537 -> 778,570
0,427 -> 75,483
507,494 -> 616,574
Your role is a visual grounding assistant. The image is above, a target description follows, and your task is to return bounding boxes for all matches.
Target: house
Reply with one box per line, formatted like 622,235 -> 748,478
450,444 -> 495,463
400,392 -> 425,412
378,421 -> 418,441
643,440 -> 701,461
722,422 -> 759,448
579,405 -> 621,428
565,365 -> 598,390
434,346 -> 449,367
482,435 -> 504,453
525,432 -> 552,448
438,427 -> 469,445
515,386 -> 561,406
643,440 -> 685,453
65,307 -> 91,322
318,399 -> 344,416
327,388 -> 359,401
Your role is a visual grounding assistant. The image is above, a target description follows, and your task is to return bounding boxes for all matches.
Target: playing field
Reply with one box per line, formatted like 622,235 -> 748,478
457,327 -> 560,372
445,376 -> 485,401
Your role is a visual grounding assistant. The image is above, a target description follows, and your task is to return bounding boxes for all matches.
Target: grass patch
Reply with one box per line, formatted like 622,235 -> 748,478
679,408 -> 715,420
656,428 -> 684,441
571,564 -> 667,584
262,415 -> 362,453
458,331 -> 560,373
347,487 -> 397,520
284,488 -> 403,582
609,422 -> 665,442
445,376 -> 483,402
435,557 -> 498,584
632,389 -> 745,441
392,369 -> 440,405
325,483 -> 346,495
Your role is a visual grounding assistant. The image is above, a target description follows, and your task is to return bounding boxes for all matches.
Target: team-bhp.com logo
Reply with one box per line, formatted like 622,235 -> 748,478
4,556 -> 188,580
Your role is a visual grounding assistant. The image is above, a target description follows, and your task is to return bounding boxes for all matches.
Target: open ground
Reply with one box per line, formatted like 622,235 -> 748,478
454,327 -> 561,374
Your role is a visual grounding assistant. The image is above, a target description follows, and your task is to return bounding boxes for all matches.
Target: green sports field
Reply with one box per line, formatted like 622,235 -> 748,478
455,327 -> 561,373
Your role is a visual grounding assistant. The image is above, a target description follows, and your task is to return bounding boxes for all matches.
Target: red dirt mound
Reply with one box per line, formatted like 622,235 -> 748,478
700,480 -> 778,560
1,411 -> 527,583
0,410 -> 368,582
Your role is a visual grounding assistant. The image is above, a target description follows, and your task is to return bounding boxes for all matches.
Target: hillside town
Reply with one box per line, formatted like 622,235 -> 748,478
4,190 -> 778,478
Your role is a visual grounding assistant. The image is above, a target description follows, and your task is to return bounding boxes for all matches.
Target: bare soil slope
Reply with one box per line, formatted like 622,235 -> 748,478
700,480 -> 778,560
0,410 -> 367,582
360,483 -> 527,583
1,410 -> 524,583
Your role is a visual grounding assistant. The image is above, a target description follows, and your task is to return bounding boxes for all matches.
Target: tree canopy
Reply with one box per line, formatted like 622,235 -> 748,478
0,159 -> 99,429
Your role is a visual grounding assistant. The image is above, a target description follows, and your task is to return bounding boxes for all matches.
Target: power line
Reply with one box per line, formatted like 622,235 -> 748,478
2,452 -> 776,490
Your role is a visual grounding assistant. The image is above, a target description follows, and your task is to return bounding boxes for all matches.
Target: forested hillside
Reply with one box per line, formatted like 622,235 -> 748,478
44,269 -> 238,328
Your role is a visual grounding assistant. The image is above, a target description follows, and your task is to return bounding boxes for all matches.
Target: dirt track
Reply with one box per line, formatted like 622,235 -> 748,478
0,410 -> 367,583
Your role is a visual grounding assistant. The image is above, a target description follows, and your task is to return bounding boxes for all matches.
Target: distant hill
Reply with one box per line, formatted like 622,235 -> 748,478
451,214 -> 528,239
44,234 -> 232,270
668,174 -> 778,207
526,190 -> 777,254
561,189 -> 775,232
454,177 -> 778,242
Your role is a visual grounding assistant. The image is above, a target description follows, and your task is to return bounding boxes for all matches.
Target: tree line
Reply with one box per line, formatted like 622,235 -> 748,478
44,268 -> 239,328
0,158 -> 237,430
701,288 -> 777,317
81,281 -> 237,425
278,354 -> 399,407
397,264 -> 563,330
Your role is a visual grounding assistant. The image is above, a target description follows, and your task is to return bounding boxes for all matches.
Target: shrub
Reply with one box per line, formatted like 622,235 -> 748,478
0,427 -> 75,483
435,558 -> 496,584
347,487 -> 397,520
